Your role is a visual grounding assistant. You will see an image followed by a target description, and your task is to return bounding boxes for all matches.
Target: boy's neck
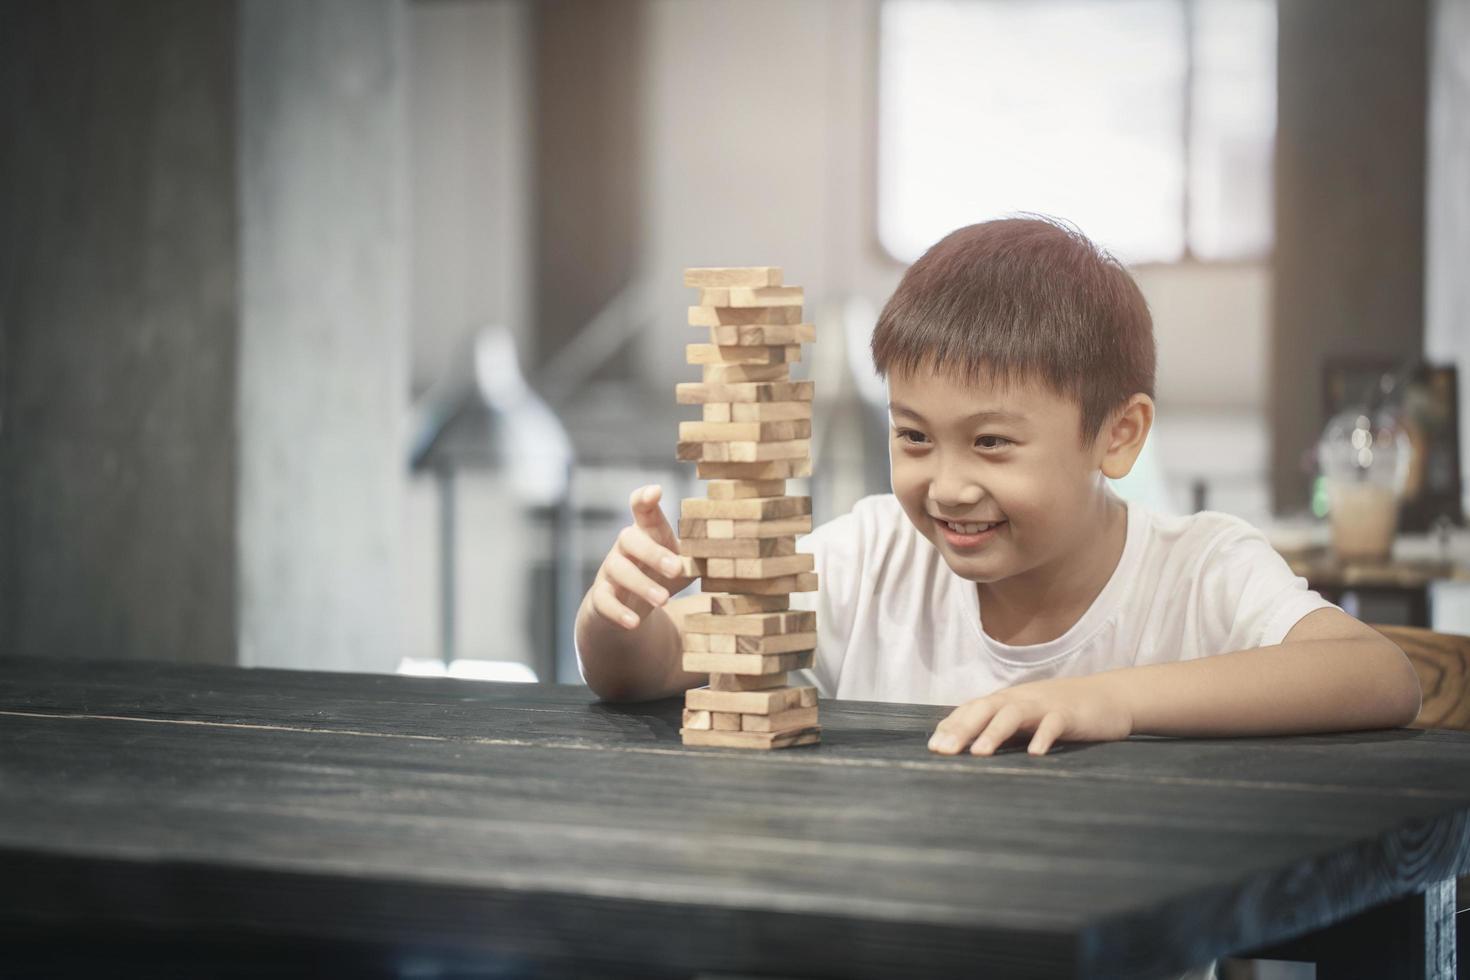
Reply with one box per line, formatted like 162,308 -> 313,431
975,493 -> 1129,647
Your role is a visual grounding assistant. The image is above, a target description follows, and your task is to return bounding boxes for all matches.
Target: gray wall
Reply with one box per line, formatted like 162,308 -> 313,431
0,0 -> 239,664
1271,0 -> 1429,512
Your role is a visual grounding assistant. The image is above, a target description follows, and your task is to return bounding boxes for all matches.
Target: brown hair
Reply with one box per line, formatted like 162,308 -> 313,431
870,216 -> 1155,442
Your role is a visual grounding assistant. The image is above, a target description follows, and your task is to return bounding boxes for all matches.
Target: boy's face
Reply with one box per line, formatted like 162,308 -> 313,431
887,368 -> 1110,585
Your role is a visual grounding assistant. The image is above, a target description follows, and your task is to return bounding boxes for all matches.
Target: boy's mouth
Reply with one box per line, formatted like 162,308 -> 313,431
934,517 -> 1007,548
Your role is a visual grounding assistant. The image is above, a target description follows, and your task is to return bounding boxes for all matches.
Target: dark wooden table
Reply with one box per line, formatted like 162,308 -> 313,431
1,658 -> 1467,979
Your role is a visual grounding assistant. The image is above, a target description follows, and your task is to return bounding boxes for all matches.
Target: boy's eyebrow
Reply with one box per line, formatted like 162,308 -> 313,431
888,403 -> 1028,425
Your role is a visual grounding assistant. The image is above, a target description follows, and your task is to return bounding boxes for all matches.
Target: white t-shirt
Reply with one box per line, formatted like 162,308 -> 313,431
788,493 -> 1335,704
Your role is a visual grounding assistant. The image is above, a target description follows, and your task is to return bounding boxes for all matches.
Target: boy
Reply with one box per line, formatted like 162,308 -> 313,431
574,217 -> 1422,761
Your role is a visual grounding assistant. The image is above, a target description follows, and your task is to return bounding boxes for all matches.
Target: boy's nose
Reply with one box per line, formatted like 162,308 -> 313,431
928,477 -> 983,508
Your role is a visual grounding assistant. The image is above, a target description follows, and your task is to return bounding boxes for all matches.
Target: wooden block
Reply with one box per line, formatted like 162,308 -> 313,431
707,479 -> 787,499
684,609 -> 814,635
674,555 -> 705,579
725,438 -> 808,462
686,344 -> 801,366
708,323 -> 815,345
684,631 -> 709,652
694,633 -> 734,654
677,439 -> 805,463
710,594 -> 789,614
704,554 -> 814,580
678,536 -> 796,559
677,439 -> 809,463
701,286 -> 803,308
704,571 -> 818,595
741,705 -> 820,733
682,496 -> 810,520
684,267 -> 782,288
680,515 -> 813,539
678,420 -> 810,443
697,459 -> 812,480
676,381 -> 813,404
702,363 -> 791,384
686,684 -> 817,715
682,650 -> 814,675
709,670 -> 789,691
712,711 -> 742,731
681,707 -> 713,730
679,727 -> 821,750
686,630 -> 816,656
689,305 -> 803,327
704,402 -> 812,423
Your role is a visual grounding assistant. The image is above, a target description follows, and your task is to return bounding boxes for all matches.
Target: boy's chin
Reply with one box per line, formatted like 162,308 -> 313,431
927,537 -> 1012,582
941,557 -> 1011,584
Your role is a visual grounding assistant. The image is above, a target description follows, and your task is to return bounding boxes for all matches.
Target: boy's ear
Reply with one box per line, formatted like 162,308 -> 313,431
1098,394 -> 1154,479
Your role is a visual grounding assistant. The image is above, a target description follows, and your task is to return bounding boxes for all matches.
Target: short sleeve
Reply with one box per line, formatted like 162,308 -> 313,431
786,502 -> 870,697
1197,523 -> 1338,653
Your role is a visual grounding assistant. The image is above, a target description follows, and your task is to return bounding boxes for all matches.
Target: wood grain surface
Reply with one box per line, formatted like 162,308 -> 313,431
1,658 -> 1467,979
1376,625 -> 1470,732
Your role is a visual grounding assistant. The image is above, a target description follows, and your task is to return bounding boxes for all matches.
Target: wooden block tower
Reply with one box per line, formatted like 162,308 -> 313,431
674,266 -> 820,749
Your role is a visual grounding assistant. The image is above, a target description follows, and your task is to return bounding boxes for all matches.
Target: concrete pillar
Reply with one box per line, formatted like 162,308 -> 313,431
533,0 -> 643,371
237,0 -> 408,672
1,0 -> 409,671
0,1 -> 240,664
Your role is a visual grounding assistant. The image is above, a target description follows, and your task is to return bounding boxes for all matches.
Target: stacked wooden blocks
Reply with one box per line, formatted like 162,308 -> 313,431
675,266 -> 821,749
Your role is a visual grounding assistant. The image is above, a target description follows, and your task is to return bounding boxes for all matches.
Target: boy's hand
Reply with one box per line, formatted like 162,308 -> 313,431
928,675 -> 1134,757
588,485 -> 694,631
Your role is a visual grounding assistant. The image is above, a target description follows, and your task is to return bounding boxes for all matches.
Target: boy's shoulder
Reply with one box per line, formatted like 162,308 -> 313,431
821,496 -> 1274,551
810,496 -> 1283,575
1139,504 -> 1273,552
801,493 -> 933,569
810,493 -> 916,544
1132,503 -> 1289,585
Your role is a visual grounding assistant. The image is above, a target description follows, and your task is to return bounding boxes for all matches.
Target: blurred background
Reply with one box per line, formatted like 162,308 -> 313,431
1,0 -> 1468,683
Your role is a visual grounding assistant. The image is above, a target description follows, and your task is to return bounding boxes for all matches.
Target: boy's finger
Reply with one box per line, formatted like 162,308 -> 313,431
592,580 -> 640,630
628,484 -> 663,521
617,524 -> 684,580
929,700 -> 997,754
607,552 -> 671,608
629,485 -> 677,537
972,702 -> 1030,756
1028,712 -> 1067,756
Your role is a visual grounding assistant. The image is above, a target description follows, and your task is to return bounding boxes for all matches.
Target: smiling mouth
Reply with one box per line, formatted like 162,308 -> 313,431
933,517 -> 1006,535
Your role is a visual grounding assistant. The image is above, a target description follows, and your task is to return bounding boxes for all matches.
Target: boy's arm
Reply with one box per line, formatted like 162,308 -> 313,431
929,608 -> 1423,756
575,484 -> 709,703
575,591 -> 708,702
1105,607 -> 1421,737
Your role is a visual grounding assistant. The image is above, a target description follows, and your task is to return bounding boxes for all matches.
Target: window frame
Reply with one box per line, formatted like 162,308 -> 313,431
868,0 -> 1276,272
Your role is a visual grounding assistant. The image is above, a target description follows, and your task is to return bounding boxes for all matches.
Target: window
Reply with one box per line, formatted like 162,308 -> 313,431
878,0 -> 1276,265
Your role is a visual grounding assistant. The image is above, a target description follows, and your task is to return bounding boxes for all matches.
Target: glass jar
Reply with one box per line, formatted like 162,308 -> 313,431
1317,407 -> 1412,562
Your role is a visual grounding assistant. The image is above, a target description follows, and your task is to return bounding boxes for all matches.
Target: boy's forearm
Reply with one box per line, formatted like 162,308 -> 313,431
1092,637 -> 1422,738
574,594 -> 687,702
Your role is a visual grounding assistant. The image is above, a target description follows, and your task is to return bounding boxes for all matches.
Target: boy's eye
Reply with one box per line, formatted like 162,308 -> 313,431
894,429 -> 1010,449
894,428 -> 928,445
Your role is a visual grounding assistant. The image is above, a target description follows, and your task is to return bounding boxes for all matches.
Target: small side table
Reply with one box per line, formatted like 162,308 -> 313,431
1276,548 -> 1470,628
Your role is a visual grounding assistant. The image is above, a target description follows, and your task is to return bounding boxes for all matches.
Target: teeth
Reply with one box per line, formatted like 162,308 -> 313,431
944,520 -> 995,535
